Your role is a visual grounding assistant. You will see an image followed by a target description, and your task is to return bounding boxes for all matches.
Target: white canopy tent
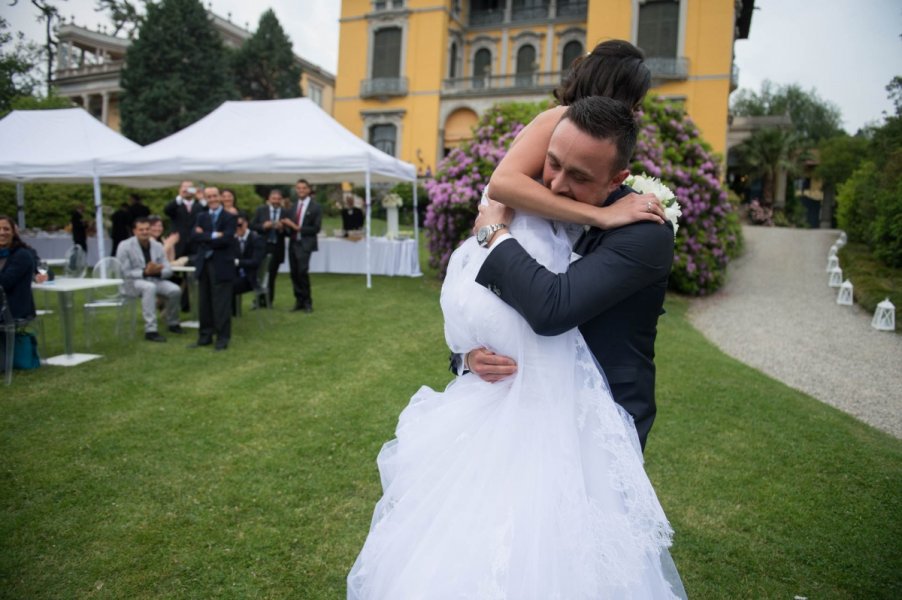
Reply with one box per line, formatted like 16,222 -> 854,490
0,107 -> 142,259
97,98 -> 419,287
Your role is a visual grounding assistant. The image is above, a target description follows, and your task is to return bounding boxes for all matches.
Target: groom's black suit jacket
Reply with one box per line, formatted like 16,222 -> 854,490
475,186 -> 674,450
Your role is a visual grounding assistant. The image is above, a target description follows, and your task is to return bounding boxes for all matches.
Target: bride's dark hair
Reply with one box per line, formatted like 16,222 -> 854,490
553,39 -> 651,111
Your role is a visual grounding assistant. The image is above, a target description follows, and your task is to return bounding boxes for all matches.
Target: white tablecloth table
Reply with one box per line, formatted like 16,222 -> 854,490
31,277 -> 124,366
278,236 -> 421,276
170,265 -> 199,328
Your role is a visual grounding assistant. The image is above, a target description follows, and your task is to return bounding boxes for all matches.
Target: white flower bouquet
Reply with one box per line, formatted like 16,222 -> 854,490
624,173 -> 682,236
381,193 -> 403,209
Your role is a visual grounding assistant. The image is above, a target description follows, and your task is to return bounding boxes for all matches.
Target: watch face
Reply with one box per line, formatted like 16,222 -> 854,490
477,226 -> 489,244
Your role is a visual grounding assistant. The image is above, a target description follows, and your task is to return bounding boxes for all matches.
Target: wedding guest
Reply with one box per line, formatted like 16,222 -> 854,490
281,179 -> 322,313
117,217 -> 183,343
190,187 -> 237,351
222,188 -> 240,216
111,202 -> 132,256
232,214 -> 265,313
71,203 -> 88,252
0,215 -> 36,321
341,192 -> 365,234
128,193 -> 151,223
251,188 -> 287,306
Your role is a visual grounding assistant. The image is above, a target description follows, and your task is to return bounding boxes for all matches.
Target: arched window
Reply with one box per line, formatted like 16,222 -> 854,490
516,45 -> 536,87
561,40 -> 583,72
449,42 -> 458,79
473,48 -> 492,88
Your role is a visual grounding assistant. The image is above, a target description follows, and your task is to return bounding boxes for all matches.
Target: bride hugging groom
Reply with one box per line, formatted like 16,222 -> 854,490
349,40 -> 685,599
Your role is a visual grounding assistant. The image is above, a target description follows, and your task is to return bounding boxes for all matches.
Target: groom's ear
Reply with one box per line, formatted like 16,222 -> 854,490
607,169 -> 630,193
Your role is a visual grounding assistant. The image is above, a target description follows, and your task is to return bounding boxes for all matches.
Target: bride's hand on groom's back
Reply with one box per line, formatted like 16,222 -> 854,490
467,348 -> 517,383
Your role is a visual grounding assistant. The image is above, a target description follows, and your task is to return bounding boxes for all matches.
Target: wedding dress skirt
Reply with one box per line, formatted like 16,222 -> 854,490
348,213 -> 684,599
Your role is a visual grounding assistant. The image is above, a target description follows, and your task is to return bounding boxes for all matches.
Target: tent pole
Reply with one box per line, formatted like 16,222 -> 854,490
412,177 -> 420,275
92,175 -> 107,269
365,170 -> 372,289
16,182 -> 25,230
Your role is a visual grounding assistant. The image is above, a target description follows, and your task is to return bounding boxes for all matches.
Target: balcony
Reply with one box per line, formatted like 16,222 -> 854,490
360,77 -> 409,99
442,71 -> 563,96
511,5 -> 548,22
556,0 -> 587,18
469,8 -> 504,26
646,57 -> 689,81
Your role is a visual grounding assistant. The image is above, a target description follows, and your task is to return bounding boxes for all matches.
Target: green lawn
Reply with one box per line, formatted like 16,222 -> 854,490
2,255 -> 900,598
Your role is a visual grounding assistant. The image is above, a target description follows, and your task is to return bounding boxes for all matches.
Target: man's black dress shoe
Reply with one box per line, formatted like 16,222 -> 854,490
145,332 -> 167,342
188,337 -> 213,348
168,325 -> 185,334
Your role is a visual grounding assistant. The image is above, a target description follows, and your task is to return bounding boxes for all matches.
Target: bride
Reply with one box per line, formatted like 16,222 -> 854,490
348,41 -> 685,599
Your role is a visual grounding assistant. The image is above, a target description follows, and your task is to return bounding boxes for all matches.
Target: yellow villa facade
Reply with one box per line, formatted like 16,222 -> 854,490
335,0 -> 753,175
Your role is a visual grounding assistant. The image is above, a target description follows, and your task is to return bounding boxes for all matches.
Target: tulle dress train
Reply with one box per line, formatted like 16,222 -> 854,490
348,212 -> 685,599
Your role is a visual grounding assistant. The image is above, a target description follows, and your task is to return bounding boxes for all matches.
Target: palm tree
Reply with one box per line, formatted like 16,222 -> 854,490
737,128 -> 806,209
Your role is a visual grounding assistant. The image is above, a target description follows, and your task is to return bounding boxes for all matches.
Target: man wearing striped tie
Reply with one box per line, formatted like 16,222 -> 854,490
281,179 -> 322,313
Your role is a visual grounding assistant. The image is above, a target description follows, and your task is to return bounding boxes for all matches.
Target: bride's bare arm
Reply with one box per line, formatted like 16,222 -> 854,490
489,107 -> 665,228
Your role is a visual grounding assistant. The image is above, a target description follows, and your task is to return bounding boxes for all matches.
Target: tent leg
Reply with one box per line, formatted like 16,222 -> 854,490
93,175 -> 107,266
365,170 -> 372,289
16,183 -> 25,230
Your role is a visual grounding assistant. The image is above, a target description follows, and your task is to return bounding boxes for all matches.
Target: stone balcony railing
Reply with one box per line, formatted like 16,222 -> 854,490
646,57 -> 689,81
470,1 -> 587,26
442,71 -> 563,96
55,60 -> 124,80
360,77 -> 409,99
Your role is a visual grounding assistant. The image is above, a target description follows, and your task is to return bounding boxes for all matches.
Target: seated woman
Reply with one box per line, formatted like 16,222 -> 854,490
0,215 -> 37,321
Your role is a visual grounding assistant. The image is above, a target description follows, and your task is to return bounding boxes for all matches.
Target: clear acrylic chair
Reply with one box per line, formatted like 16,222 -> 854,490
63,245 -> 87,278
0,287 -> 33,385
83,257 -> 137,348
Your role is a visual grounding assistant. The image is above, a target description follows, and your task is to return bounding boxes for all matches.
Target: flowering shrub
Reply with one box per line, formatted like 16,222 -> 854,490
747,199 -> 775,226
424,102 -> 545,275
424,97 -> 742,295
631,97 -> 742,295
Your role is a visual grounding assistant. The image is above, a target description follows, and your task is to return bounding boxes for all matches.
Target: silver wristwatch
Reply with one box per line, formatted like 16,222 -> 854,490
477,223 -> 508,248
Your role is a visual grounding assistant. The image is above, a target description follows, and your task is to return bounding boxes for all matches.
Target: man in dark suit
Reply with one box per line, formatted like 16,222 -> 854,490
250,188 -> 287,306
280,179 -> 322,313
189,186 -> 237,351
164,181 -> 206,311
232,213 -> 265,313
110,202 -> 132,256
470,96 -> 673,450
340,193 -> 365,233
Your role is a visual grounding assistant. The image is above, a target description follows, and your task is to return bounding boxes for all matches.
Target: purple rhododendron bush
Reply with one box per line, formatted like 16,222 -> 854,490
425,97 -> 743,295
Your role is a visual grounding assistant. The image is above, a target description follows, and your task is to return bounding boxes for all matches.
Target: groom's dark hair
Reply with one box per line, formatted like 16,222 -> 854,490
562,96 -> 638,172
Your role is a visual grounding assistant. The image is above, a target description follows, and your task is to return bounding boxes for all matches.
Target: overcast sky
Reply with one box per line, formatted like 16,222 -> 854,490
2,0 -> 900,133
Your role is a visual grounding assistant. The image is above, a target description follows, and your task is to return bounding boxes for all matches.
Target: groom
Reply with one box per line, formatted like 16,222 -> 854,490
467,96 -> 674,450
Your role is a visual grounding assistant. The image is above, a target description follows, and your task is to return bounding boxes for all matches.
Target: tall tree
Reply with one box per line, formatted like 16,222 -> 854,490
731,80 -> 845,143
736,128 -> 805,208
232,9 -> 300,100
10,0 -> 63,94
0,16 -> 39,114
95,0 -> 144,39
119,0 -> 237,144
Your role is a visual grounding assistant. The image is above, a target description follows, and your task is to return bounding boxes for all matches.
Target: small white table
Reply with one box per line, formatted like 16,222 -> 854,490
170,265 -> 198,328
31,278 -> 124,366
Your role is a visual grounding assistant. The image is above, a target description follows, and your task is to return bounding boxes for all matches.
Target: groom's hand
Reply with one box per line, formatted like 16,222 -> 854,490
474,199 -> 514,243
467,348 -> 517,383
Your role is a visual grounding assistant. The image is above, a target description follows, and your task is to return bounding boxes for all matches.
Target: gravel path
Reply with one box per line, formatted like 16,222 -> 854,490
687,226 -> 902,439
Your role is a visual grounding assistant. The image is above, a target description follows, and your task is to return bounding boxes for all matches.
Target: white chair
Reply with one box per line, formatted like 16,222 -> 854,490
83,257 -> 137,348
63,245 -> 87,278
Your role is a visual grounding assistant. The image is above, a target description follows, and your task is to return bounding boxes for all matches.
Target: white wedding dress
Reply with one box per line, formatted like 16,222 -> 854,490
348,209 -> 685,599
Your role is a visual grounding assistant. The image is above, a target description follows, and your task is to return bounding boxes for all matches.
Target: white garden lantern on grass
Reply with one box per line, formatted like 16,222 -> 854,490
826,255 -> 839,272
871,298 -> 896,331
828,266 -> 843,288
836,280 -> 853,306
838,231 -> 848,245
828,243 -> 839,258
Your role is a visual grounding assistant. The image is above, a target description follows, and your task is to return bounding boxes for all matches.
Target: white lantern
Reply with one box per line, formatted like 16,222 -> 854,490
826,255 -> 839,272
838,231 -> 848,245
828,266 -> 843,288
836,280 -> 853,306
828,244 -> 839,258
871,298 -> 896,331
